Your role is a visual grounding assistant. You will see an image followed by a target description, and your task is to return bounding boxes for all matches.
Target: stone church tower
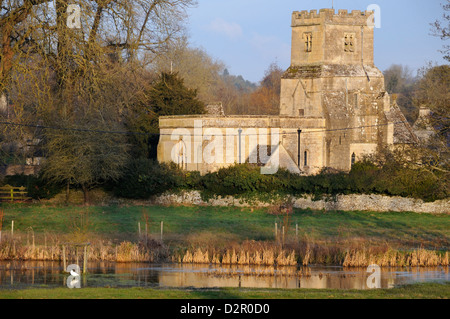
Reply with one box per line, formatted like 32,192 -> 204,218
157,9 -> 416,175
280,9 -> 392,171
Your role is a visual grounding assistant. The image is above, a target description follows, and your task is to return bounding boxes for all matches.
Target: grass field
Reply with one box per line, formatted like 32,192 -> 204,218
0,282 -> 448,299
0,203 -> 449,249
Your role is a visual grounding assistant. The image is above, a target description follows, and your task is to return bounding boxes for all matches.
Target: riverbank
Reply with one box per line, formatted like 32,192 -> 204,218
1,282 -> 449,299
1,204 -> 448,245
1,236 -> 448,267
0,204 -> 448,267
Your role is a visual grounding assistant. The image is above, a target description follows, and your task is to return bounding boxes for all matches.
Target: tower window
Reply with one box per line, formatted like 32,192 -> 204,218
351,152 -> 356,166
304,32 -> 312,52
344,33 -> 355,52
304,151 -> 308,166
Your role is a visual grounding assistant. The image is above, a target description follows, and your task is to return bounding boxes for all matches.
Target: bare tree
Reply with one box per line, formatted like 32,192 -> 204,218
431,0 -> 450,61
0,1 -> 54,93
415,64 -> 450,141
383,64 -> 417,124
247,62 -> 283,115
1,0 -> 197,203
151,37 -> 225,104
1,0 -> 196,92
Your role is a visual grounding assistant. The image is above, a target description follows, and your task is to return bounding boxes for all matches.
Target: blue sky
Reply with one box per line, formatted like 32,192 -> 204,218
186,0 -> 448,83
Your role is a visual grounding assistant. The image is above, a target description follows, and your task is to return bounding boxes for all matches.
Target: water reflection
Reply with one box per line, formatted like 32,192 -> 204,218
0,261 -> 448,290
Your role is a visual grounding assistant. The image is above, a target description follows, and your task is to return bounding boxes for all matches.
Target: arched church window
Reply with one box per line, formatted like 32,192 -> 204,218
175,139 -> 187,170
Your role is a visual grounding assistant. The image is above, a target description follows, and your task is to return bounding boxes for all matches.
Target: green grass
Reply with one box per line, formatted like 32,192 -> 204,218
1,203 -> 449,248
0,282 -> 448,299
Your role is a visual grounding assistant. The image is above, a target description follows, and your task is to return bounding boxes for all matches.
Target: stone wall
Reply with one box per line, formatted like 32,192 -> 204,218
158,115 -> 326,175
152,190 -> 449,214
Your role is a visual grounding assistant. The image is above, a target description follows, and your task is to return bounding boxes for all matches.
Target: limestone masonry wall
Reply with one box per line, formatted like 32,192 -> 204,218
152,191 -> 449,214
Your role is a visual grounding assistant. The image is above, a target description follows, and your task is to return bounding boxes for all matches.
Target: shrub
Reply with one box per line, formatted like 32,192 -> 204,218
112,159 -> 183,199
372,167 -> 448,202
196,162 -> 448,202
10,159 -> 446,202
200,164 -> 282,196
183,171 -> 202,189
349,160 -> 380,193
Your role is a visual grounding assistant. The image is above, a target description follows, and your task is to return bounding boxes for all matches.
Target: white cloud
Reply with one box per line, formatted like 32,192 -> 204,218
208,18 -> 243,39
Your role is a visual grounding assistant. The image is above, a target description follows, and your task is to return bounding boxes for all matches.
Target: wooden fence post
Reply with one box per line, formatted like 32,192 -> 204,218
76,247 -> 79,267
11,220 -> 15,256
83,245 -> 88,274
275,222 -> 278,240
145,222 -> 148,241
62,245 -> 67,271
160,221 -> 163,242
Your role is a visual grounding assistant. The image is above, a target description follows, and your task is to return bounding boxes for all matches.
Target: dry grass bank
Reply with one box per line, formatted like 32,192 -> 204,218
0,233 -> 168,263
0,230 -> 448,267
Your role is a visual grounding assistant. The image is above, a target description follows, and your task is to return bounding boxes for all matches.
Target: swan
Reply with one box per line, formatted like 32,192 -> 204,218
70,269 -> 80,277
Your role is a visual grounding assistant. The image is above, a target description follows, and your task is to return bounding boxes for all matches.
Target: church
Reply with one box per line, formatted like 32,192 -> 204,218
157,8 -> 417,175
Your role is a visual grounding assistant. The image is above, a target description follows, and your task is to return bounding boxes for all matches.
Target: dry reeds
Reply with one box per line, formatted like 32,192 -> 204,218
116,241 -> 151,262
0,235 -> 168,263
0,209 -> 3,243
176,241 -> 298,266
0,232 -> 61,261
0,231 -> 447,268
171,237 -> 450,268
342,248 -> 449,267
181,248 -> 209,264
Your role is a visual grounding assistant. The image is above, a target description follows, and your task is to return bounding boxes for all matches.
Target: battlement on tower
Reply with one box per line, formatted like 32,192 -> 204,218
288,8 -> 376,66
292,8 -> 374,26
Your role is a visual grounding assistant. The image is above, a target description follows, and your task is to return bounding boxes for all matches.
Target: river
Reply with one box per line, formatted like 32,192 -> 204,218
0,261 -> 448,290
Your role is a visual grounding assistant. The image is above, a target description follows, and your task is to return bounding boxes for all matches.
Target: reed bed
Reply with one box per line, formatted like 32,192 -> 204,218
0,234 -> 448,267
173,241 -> 297,267
343,248 -> 449,267
174,238 -> 450,267
175,248 -> 297,266
0,233 -> 168,263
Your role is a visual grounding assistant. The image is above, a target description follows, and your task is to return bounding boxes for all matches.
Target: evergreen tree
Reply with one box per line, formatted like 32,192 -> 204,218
150,72 -> 206,116
125,72 -> 205,158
